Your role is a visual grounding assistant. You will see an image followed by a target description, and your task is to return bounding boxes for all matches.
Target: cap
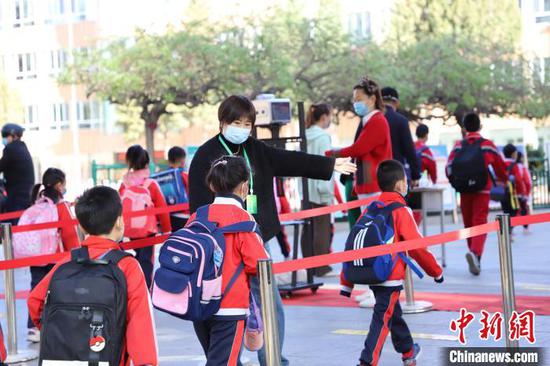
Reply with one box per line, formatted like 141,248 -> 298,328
1,123 -> 25,138
381,87 -> 399,102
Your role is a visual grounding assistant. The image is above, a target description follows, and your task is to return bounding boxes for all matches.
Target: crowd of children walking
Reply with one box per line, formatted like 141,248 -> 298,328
0,75 -> 535,366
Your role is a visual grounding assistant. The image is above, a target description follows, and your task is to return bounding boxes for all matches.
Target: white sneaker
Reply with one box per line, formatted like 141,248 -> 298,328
27,327 -> 40,343
465,252 -> 480,276
355,289 -> 374,302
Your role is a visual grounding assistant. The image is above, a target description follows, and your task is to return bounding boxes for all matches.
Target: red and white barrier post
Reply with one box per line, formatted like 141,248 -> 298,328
1,223 -> 37,363
496,214 -> 519,349
257,259 -> 281,366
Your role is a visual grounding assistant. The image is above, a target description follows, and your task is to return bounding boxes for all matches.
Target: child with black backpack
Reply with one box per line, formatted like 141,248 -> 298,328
153,156 -> 268,366
119,145 -> 172,288
12,168 -> 80,343
28,186 -> 158,366
501,144 -> 526,228
446,113 -> 508,275
340,160 -> 443,366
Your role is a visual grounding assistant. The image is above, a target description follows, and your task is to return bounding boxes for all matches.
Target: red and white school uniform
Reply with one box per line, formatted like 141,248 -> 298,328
446,132 -> 508,258
188,195 -> 268,366
28,236 -> 158,366
339,192 -> 442,366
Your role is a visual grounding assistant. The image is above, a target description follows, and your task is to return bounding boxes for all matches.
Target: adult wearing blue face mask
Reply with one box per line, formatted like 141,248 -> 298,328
189,95 -> 356,366
0,123 -> 35,220
327,76 -> 393,212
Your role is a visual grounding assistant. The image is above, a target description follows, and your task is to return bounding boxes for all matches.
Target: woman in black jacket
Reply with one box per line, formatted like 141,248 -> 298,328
189,95 -> 355,366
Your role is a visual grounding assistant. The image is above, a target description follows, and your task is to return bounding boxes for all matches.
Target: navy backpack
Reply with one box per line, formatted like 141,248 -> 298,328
342,201 -> 423,285
151,168 -> 189,205
152,205 -> 260,321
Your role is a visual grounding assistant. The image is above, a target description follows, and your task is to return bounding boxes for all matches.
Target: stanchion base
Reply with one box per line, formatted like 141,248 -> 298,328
278,281 -> 323,298
5,349 -> 38,364
402,300 -> 433,314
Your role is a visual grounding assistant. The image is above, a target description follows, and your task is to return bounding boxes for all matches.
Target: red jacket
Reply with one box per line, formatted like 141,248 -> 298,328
518,163 -> 532,198
28,236 -> 158,366
340,192 -> 442,293
56,201 -> 80,252
415,141 -> 437,184
187,195 -> 268,317
119,169 -> 172,236
333,111 -> 392,195
504,159 -> 527,197
446,132 -> 508,194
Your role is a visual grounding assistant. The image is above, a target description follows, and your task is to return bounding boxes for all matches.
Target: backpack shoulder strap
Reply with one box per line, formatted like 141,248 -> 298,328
223,262 -> 244,298
71,247 -> 90,263
507,162 -> 517,175
397,253 -> 424,279
102,249 -> 133,265
192,205 -> 218,232
218,220 -> 260,236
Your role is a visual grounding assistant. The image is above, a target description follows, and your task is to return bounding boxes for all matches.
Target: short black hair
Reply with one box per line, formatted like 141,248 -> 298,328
126,145 -> 150,170
377,160 -> 406,192
503,144 -> 517,158
517,151 -> 524,163
218,95 -> 256,126
416,124 -> 429,139
463,113 -> 481,132
206,155 -> 250,194
381,87 -> 399,102
168,146 -> 186,164
75,186 -> 122,235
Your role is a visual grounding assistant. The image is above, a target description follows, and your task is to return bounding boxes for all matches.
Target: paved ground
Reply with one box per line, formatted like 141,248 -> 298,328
1,210 -> 549,365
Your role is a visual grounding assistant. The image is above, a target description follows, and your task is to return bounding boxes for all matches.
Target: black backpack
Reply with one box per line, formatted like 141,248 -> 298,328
39,247 -> 131,366
449,138 -> 487,193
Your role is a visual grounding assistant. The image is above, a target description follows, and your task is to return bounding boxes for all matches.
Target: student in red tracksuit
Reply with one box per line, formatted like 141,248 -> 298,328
328,77 -> 392,209
28,186 -> 158,366
190,156 -> 268,366
119,145 -> 172,289
25,168 -> 80,343
517,152 -> 532,232
502,144 -> 526,227
340,160 -> 443,366
446,113 -> 508,275
415,124 -> 437,184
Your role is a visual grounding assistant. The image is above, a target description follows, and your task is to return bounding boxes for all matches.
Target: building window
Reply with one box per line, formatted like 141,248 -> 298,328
24,105 -> 38,130
76,100 -> 100,128
16,53 -> 36,79
14,0 -> 33,27
347,11 -> 371,39
50,49 -> 67,73
71,0 -> 86,20
52,103 -> 69,129
545,0 -> 550,11
47,0 -> 87,23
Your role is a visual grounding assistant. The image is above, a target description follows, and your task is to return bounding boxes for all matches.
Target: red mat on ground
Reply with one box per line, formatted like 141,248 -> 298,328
281,289 -> 550,315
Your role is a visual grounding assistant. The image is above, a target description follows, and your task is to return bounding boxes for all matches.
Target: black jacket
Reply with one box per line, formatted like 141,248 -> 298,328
0,140 -> 35,211
385,105 -> 421,180
189,133 -> 335,241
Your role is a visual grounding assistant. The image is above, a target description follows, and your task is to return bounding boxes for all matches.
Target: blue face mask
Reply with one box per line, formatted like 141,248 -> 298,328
353,102 -> 369,117
223,125 -> 251,145
2,138 -> 9,146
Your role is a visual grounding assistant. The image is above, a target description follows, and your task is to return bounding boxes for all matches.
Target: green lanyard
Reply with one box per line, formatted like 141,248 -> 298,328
218,136 -> 254,194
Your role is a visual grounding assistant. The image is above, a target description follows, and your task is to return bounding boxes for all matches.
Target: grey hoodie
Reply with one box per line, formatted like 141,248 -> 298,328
306,125 -> 334,205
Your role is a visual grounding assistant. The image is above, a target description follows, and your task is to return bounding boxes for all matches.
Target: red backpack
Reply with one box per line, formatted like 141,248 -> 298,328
121,179 -> 158,238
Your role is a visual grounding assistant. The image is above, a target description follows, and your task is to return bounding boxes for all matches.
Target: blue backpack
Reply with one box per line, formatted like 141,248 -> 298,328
151,205 -> 260,321
342,201 -> 423,285
150,168 -> 189,205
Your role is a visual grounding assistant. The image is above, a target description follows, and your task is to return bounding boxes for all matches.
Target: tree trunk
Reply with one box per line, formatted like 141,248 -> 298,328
145,119 -> 156,163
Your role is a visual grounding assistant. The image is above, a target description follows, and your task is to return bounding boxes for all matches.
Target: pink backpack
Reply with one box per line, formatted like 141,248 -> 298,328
121,179 -> 158,238
13,197 -> 60,259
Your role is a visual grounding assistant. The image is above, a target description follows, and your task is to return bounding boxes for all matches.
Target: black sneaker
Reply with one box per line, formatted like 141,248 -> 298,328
466,252 -> 480,275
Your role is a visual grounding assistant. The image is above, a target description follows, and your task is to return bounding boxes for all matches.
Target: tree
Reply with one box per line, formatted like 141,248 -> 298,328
0,74 -> 23,124
378,0 -> 550,123
61,24 -> 244,158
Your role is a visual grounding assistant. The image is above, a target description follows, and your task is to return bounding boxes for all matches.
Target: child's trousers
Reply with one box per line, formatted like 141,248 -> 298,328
361,286 -> 414,366
193,317 -> 245,366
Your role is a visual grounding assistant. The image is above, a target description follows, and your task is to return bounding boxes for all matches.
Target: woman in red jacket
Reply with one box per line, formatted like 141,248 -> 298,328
25,168 -> 80,343
329,77 -> 392,210
119,145 -> 171,289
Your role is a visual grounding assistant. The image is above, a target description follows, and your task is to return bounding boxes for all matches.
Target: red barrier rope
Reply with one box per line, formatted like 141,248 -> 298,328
279,196 -> 377,222
10,203 -> 189,234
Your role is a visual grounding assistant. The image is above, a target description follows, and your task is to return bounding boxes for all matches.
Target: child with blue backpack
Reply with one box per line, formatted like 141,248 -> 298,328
340,160 -> 444,366
155,155 -> 267,366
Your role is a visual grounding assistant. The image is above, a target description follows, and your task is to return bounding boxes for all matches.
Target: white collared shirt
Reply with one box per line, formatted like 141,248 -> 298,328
213,195 -> 244,208
362,109 -> 380,127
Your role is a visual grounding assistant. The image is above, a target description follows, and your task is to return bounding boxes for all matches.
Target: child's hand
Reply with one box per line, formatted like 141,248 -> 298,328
434,275 -> 444,283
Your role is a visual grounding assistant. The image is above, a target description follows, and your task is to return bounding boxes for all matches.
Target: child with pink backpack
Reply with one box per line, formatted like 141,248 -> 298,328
12,168 -> 80,343
119,145 -> 172,289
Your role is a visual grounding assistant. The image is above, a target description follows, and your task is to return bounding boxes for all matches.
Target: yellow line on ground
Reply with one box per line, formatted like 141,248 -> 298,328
332,329 -> 458,341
